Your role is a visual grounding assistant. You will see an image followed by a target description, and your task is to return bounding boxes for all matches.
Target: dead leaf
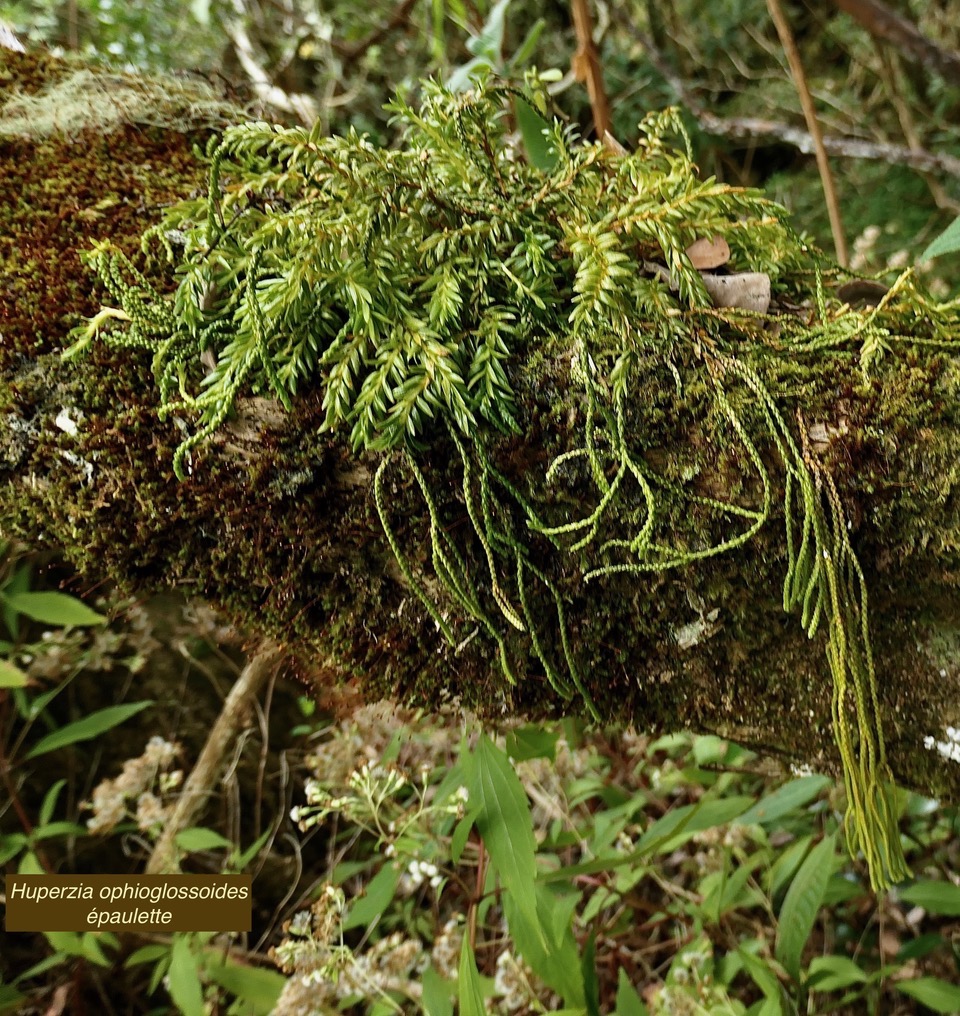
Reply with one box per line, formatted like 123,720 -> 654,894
700,272 -> 771,313
837,279 -> 889,306
686,235 -> 730,270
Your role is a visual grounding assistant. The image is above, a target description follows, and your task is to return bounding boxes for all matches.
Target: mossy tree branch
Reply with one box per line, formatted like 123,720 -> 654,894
4,51 -> 960,888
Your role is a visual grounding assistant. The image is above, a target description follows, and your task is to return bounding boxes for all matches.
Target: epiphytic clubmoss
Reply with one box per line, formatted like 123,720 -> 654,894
68,78 -> 960,889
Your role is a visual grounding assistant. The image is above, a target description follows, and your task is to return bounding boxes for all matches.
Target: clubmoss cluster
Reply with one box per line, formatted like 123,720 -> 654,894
67,78 -> 960,889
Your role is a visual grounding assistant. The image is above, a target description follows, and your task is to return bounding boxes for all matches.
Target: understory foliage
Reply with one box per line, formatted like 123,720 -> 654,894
69,77 -> 960,890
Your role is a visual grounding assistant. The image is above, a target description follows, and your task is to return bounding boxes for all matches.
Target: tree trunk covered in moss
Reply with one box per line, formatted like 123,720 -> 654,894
3,49 -> 960,822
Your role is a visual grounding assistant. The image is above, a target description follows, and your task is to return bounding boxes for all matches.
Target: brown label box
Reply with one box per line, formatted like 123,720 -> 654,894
4,875 -> 252,932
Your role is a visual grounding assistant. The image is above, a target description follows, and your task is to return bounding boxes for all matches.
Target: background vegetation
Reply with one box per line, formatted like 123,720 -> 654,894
3,0 -> 960,1013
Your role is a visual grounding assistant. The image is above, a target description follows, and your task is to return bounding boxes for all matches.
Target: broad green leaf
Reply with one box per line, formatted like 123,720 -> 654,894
647,795 -> 755,854
422,964 -> 453,1016
175,827 -> 235,853
18,851 -> 43,874
168,936 -> 204,1016
506,725 -> 558,762
451,805 -> 482,864
39,780 -> 66,827
3,591 -> 105,627
920,217 -> 960,262
43,932 -> 110,967
807,954 -> 868,992
899,879 -> 960,916
735,776 -> 831,827
503,885 -> 584,1008
692,734 -> 728,766
736,946 -> 782,1002
234,828 -> 272,871
752,997 -> 783,1016
462,734 -> 540,933
26,701 -> 153,759
190,0 -> 210,26
775,833 -> 836,981
582,933 -> 600,1016
0,659 -> 27,688
466,0 -> 509,60
0,983 -> 25,1014
457,937 -> 486,1016
615,969 -> 648,1016
342,863 -> 400,931
0,833 -> 28,866
33,821 -> 87,841
125,944 -> 170,967
515,98 -> 558,173
896,933 -> 944,962
767,834 -> 813,901
897,977 -> 960,1013
204,957 -> 286,1015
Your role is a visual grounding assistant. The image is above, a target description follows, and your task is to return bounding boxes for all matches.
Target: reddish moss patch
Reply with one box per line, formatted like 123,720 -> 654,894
0,51 -> 207,365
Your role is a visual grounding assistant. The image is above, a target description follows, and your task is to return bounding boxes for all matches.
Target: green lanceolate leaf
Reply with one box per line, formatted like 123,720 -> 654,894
775,832 -> 836,982
2,591 -> 105,627
457,936 -> 487,1016
462,733 -> 540,933
515,97 -> 559,172
896,977 -> 960,1013
919,216 -> 960,262
204,957 -> 286,1016
898,878 -> 960,916
0,658 -> 27,688
26,701 -> 153,759
735,775 -> 831,827
167,936 -> 204,1016
174,827 -> 234,853
615,970 -> 648,1016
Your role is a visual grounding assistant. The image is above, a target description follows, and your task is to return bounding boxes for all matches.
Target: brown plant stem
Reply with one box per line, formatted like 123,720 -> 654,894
766,0 -> 848,266
145,642 -> 282,875
570,0 -> 611,139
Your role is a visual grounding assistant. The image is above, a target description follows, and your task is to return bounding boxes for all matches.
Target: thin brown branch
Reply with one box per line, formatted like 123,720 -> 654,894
693,111 -> 960,179
767,0 -> 848,266
875,43 -> 960,213
633,32 -> 960,180
832,0 -> 960,87
145,642 -> 282,875
570,0 -> 611,140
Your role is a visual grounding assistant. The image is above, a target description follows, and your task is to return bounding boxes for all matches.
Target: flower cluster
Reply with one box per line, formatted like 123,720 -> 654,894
84,735 -> 181,835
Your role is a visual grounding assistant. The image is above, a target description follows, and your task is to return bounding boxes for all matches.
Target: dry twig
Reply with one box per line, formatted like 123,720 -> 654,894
146,642 -> 283,874
570,0 -> 611,139
767,0 -> 848,265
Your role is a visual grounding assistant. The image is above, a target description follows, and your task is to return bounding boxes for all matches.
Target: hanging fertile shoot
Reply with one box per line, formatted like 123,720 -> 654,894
70,78 -> 960,891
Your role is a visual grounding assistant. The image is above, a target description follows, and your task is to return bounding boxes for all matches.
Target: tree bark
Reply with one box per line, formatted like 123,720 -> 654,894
4,49 -> 960,812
